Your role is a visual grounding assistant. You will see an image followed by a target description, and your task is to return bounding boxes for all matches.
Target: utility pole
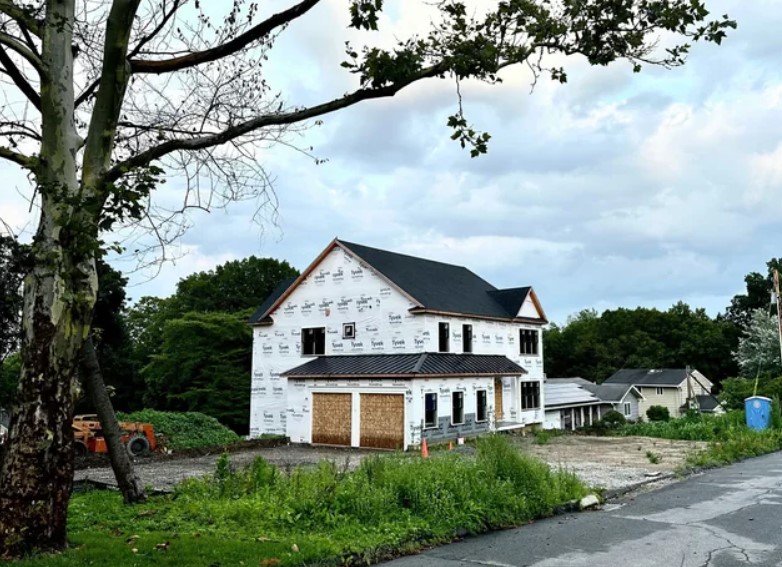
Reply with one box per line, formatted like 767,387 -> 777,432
775,269 -> 782,369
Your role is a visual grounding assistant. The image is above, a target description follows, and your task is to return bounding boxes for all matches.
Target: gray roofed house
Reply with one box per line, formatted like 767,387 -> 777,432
603,368 -> 715,418
248,238 -> 549,449
545,378 -> 645,426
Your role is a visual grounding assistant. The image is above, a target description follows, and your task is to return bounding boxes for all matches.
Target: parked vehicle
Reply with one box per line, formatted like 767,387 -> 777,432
72,414 -> 156,457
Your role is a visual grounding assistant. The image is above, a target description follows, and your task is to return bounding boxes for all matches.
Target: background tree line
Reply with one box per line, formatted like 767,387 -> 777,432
545,258 -> 782,403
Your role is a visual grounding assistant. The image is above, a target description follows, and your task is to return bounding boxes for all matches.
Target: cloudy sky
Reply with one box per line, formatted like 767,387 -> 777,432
2,0 -> 781,324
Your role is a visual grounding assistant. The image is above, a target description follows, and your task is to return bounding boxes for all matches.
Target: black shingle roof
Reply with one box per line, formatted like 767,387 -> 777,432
282,353 -> 527,378
248,277 -> 297,324
339,240 -> 538,321
695,395 -> 722,412
604,368 -> 689,387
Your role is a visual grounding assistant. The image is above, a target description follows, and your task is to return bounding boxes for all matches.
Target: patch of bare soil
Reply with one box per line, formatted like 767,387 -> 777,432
512,434 -> 709,491
74,444 -> 380,491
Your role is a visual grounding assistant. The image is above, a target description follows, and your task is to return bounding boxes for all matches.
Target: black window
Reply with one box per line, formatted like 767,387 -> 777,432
302,327 -> 325,355
452,391 -> 464,425
521,382 -> 540,410
439,322 -> 449,353
519,329 -> 539,355
462,324 -> 473,353
476,389 -> 487,422
424,393 -> 438,428
343,322 -> 356,339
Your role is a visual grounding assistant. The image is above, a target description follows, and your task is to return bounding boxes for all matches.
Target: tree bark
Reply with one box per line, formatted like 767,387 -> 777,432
0,0 -> 91,557
80,337 -> 146,504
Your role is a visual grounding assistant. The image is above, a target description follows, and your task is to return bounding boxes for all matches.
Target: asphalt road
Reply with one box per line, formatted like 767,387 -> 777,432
383,451 -> 782,566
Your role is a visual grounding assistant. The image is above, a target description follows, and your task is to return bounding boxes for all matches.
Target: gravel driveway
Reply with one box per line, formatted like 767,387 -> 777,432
74,434 -> 707,493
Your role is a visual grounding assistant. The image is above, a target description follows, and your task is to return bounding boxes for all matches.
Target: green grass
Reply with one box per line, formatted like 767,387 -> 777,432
16,436 -> 588,566
117,409 -> 241,450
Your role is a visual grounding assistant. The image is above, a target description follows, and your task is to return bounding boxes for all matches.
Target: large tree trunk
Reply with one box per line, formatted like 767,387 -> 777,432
81,337 -> 146,504
0,0 -> 91,557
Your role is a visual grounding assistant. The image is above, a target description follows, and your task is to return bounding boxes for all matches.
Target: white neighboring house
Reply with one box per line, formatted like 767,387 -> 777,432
603,368 -> 720,419
248,239 -> 548,450
543,378 -> 645,429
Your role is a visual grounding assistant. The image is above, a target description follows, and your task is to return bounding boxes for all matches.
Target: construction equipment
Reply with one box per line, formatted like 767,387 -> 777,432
72,414 -> 156,458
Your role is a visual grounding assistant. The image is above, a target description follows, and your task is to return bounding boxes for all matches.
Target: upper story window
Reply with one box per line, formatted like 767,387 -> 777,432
656,387 -> 664,395
462,324 -> 473,353
519,329 -> 539,356
439,322 -> 450,353
302,327 -> 325,355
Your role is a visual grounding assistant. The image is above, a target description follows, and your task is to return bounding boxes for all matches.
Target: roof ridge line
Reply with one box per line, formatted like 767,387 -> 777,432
412,352 -> 428,373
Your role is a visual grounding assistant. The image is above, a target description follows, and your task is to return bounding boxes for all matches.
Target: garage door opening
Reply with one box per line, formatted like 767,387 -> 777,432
312,393 -> 352,446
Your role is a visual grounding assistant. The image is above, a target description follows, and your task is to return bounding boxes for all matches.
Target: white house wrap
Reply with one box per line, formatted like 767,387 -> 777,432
248,239 -> 548,449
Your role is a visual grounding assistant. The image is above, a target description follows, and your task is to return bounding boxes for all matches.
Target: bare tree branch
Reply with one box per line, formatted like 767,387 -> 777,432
107,62 -> 446,181
0,145 -> 35,169
129,0 -> 321,74
0,45 -> 40,110
82,0 -> 141,188
0,30 -> 43,74
0,0 -> 41,37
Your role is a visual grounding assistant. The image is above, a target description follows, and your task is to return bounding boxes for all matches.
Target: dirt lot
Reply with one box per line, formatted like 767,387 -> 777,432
513,434 -> 709,490
74,434 -> 709,494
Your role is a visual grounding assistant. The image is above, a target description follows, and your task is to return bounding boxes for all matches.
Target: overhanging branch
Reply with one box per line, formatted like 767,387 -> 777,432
0,0 -> 42,37
0,145 -> 36,169
129,0 -> 321,74
0,45 -> 40,110
105,63 -> 447,182
0,30 -> 43,74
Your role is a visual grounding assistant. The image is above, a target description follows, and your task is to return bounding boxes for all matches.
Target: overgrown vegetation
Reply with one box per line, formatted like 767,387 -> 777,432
645,405 -> 671,422
117,410 -> 240,451
613,410 -> 782,468
17,437 -> 587,566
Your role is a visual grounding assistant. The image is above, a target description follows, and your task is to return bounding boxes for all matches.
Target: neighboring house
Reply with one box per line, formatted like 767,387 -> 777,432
544,378 -> 644,427
543,381 -> 603,430
248,239 -> 548,450
572,378 -> 645,421
603,368 -> 715,419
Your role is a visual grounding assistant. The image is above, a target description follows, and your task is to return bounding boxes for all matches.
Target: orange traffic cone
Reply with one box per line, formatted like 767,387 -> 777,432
449,440 -> 453,451
421,438 -> 429,458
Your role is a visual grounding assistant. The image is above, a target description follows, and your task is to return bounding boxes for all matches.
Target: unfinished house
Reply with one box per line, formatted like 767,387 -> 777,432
248,239 -> 548,449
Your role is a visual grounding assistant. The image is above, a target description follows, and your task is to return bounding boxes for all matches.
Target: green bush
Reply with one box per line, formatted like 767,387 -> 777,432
117,409 -> 240,450
646,405 -> 670,422
601,410 -> 626,427
172,435 -> 588,536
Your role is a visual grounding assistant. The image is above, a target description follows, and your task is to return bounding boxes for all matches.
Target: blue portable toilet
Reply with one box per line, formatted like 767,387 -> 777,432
745,396 -> 772,431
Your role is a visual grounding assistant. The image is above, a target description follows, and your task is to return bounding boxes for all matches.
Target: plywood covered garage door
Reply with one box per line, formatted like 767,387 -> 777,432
360,394 -> 404,449
312,393 -> 352,446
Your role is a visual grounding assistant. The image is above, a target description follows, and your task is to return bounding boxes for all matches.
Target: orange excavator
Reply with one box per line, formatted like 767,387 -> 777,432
72,414 -> 156,458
